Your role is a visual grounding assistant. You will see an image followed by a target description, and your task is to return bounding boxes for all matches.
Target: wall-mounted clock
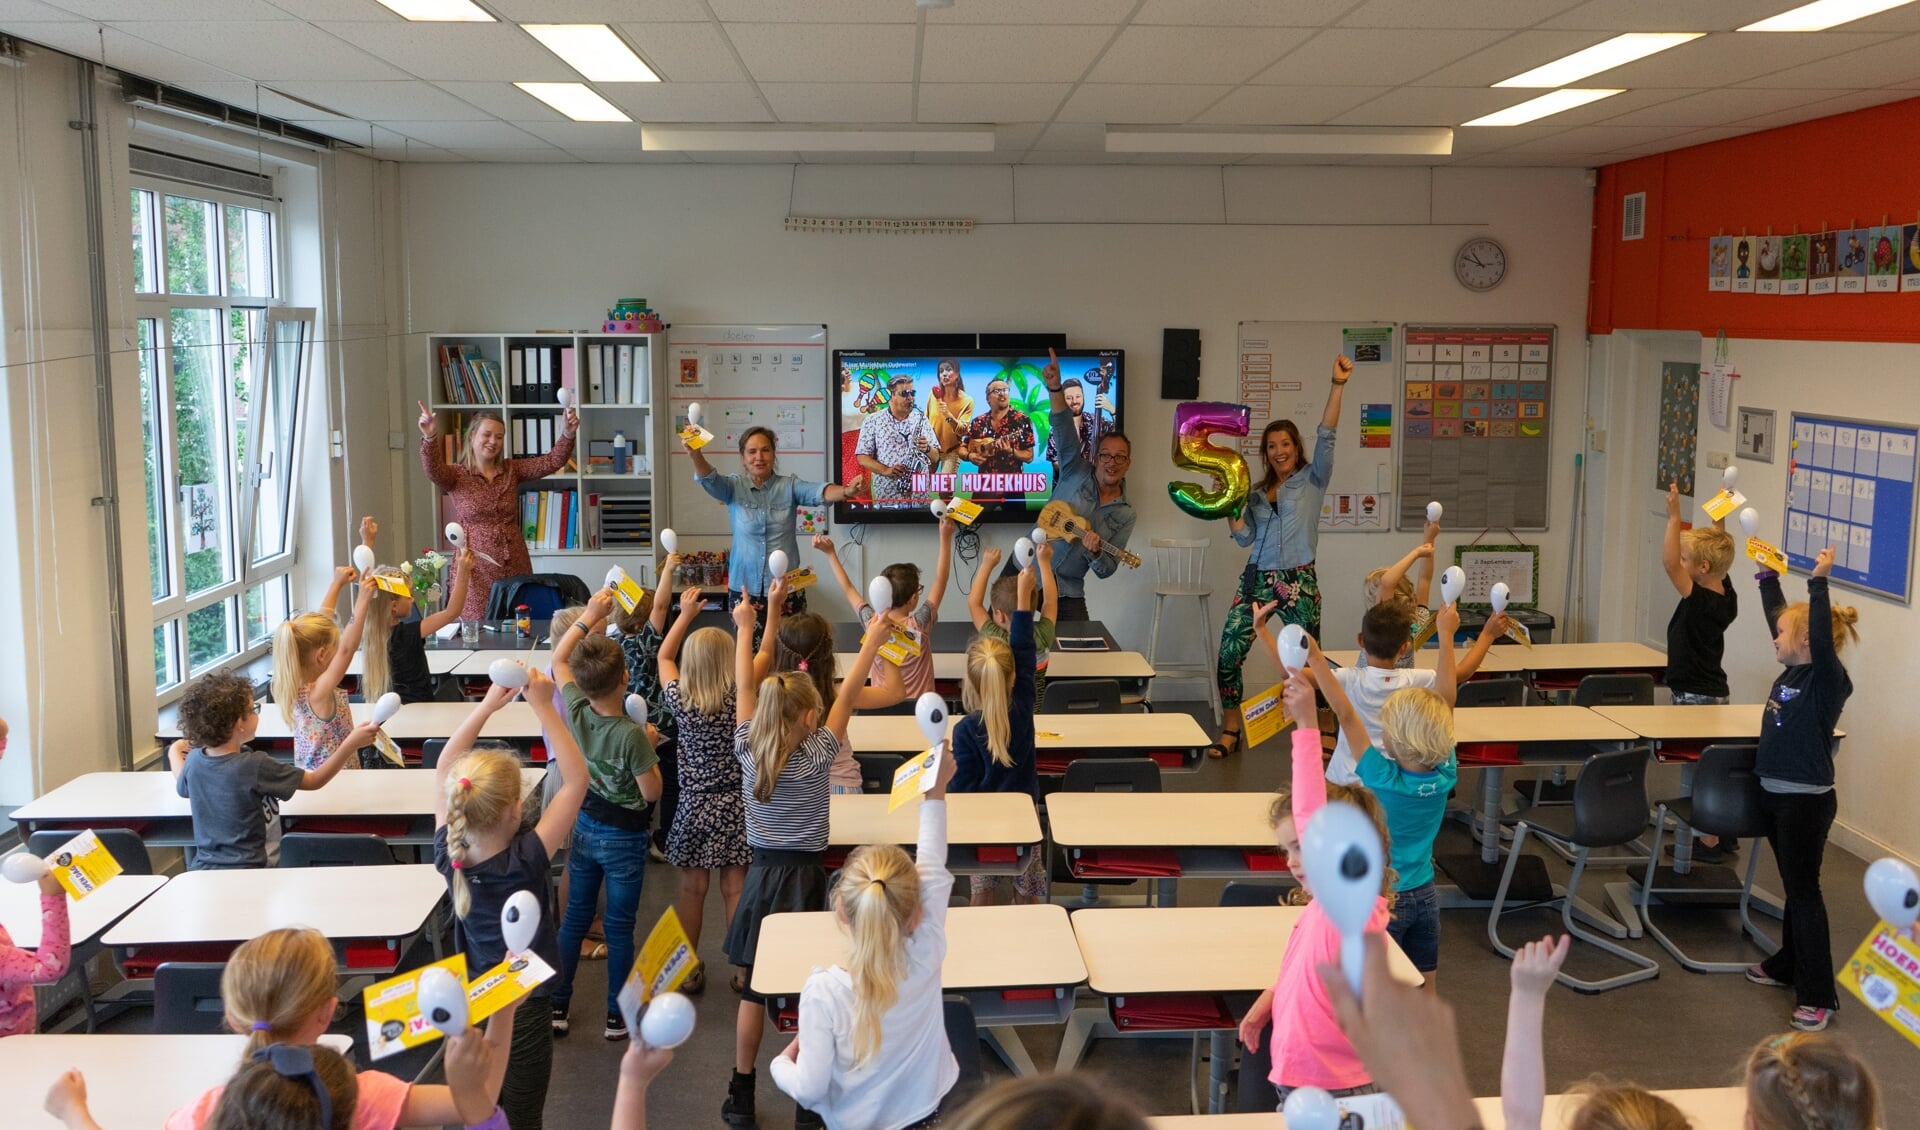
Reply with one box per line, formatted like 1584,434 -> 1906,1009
1454,236 -> 1508,292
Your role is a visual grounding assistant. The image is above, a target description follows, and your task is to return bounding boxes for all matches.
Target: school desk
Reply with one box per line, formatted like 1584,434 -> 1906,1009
0,873 -> 169,1032
833,649 -> 1156,684
3,1033 -> 353,1130
1145,1086 -> 1749,1128
1320,647 -> 1524,674
828,793 -> 1041,876
1511,641 -> 1667,696
346,650 -> 467,676
449,648 -> 554,677
160,701 -> 551,752
1045,793 -> 1289,906
1061,906 -> 1422,1110
751,904 -> 1087,1076
844,712 -> 1212,772
829,620 -> 1119,653
102,864 -> 447,977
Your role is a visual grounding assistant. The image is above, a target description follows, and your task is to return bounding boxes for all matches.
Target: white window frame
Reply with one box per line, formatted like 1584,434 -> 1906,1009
133,176 -> 313,704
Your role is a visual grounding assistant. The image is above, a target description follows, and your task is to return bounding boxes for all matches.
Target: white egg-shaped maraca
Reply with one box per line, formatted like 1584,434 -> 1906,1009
915,691 -> 949,748
488,658 -> 530,689
352,545 -> 375,574
1865,857 -> 1920,932
1,853 -> 50,884
1014,537 -> 1035,569
557,387 -> 575,410
1281,1087 -> 1341,1130
768,550 -> 789,580
1426,500 -> 1442,523
1739,507 -> 1761,540
1278,624 -> 1310,672
501,889 -> 542,955
659,528 -> 678,554
929,498 -> 948,519
1031,528 -> 1048,547
445,522 -> 467,548
605,566 -> 624,590
372,692 -> 403,727
867,576 -> 893,613
1490,582 -> 1511,615
625,694 -> 648,726
1300,800 -> 1385,997
1439,565 -> 1466,607
640,991 -> 696,1050
415,966 -> 469,1038
686,403 -> 702,427
1723,464 -> 1740,491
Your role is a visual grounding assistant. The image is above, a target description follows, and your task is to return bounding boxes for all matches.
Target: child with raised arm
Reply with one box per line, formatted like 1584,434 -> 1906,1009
1661,481 -> 1742,858
954,562 -> 1043,907
769,737 -> 960,1129
756,574 -> 906,796
617,551 -> 682,861
724,590 -> 891,1130
968,541 -> 1059,702
1318,600 -> 1464,788
272,548 -> 378,771
1282,611 -> 1457,991
550,587 -> 663,1041
1749,546 -> 1858,1032
357,516 -> 473,704
169,670 -> 375,870
814,518 -> 955,701
1356,517 -> 1439,670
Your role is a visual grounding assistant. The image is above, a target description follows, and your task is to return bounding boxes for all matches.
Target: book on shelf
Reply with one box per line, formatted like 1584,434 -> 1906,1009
438,344 -> 501,405
517,488 -> 589,551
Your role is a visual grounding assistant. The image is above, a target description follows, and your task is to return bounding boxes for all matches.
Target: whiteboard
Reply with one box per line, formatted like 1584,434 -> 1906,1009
1784,412 -> 1917,604
1236,321 -> 1398,532
663,325 -> 831,540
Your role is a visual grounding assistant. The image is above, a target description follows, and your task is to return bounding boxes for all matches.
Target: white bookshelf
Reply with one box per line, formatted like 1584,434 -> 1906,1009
423,331 -> 666,578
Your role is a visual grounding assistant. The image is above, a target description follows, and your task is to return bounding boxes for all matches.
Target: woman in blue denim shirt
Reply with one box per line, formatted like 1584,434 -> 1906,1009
1209,355 -> 1350,758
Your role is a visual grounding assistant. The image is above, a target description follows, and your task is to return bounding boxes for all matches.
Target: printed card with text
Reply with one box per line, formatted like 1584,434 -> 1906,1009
369,573 -> 413,599
1407,605 -> 1438,649
608,567 -> 647,615
1749,537 -> 1788,575
46,830 -> 122,900
889,744 -> 943,812
1841,924 -> 1920,1049
618,906 -> 697,1032
365,954 -> 468,1060
678,421 -> 715,450
467,949 -> 555,1024
371,729 -> 407,768
1241,683 -> 1292,749
781,566 -> 819,592
943,498 -> 985,527
1701,487 -> 1748,523
877,625 -> 924,668
1503,620 -> 1534,649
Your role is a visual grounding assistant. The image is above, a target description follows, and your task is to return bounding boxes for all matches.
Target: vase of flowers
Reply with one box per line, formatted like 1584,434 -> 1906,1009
402,550 -> 449,614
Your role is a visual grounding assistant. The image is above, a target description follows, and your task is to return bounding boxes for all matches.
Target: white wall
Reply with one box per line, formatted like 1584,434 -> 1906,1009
394,163 -> 1596,699
1587,334 -> 1920,864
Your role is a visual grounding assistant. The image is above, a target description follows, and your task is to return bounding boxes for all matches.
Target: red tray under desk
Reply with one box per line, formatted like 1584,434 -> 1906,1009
1110,993 -> 1237,1031
1069,848 -> 1181,877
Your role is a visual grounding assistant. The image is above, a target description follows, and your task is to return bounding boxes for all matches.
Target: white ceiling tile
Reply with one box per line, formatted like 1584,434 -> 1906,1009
1535,87 -> 1705,126
280,117 -> 395,144
760,82 -> 911,123
926,0 -> 1133,23
1606,125 -> 1753,155
710,0 -> 912,21
683,151 -> 801,163
1253,28 -> 1507,85
369,145 -> 461,161
797,151 -> 914,163
618,22 -> 746,83
1542,0 -> 1806,33
1446,124 -> 1567,153
107,20 -> 407,80
376,119 -> 551,149
171,80 -> 347,120
451,148 -> 579,163
0,0 -> 83,17
1330,87 -> 1525,127
1032,122 -> 1106,151
1056,83 -> 1234,124
431,81 -> 553,120
12,22 -> 245,80
313,23 -> 573,82
920,24 -> 1112,83
1133,0 -> 1356,26
263,0 -> 392,17
507,120 -> 649,148
1497,124 -> 1702,153
1194,84 -> 1391,125
1454,151 -> 1595,166
1734,33 -> 1920,88
565,148 -> 693,162
1589,31 -> 1893,87
271,79 -> 494,120
1338,0 -> 1586,28
597,82 -> 773,122
1599,87 -> 1856,127
42,0 -> 286,18
916,84 -> 1069,123
1020,150 -> 1135,164
724,22 -> 913,83
488,0 -> 707,20
913,150 -> 1021,163
1408,29 -> 1617,87
1087,26 -> 1311,84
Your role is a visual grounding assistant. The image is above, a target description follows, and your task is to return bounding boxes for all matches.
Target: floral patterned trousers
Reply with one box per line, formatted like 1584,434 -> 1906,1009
1216,562 -> 1322,710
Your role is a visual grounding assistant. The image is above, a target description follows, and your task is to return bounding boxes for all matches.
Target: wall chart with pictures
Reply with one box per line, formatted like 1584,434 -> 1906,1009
1396,325 -> 1554,531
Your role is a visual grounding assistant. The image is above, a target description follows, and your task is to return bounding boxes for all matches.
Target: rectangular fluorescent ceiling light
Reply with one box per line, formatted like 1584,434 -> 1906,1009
523,25 -> 659,83
1464,88 -> 1623,127
1105,126 -> 1452,155
1495,33 -> 1702,87
641,126 -> 993,152
1740,0 -> 1919,31
516,82 -> 630,122
371,0 -> 493,20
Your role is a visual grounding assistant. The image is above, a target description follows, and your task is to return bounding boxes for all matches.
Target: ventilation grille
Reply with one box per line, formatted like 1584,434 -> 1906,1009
120,76 -> 346,157
1621,191 -> 1647,241
130,146 -> 275,199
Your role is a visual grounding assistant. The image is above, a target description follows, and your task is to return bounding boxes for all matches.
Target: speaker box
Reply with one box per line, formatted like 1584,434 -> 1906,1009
889,333 -> 976,350
1162,328 -> 1200,400
979,332 -> 1067,351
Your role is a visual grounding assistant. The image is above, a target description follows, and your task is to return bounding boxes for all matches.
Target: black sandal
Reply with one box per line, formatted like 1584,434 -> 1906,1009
1206,729 -> 1244,759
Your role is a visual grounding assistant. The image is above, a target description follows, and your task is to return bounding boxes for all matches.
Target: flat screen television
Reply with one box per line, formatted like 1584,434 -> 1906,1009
830,348 -> 1124,524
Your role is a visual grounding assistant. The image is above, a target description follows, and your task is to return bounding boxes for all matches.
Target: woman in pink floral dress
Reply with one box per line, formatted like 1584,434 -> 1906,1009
418,402 -> 579,622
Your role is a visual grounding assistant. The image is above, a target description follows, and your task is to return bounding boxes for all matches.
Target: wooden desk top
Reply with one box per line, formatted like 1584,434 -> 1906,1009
751,904 -> 1086,996
1147,1087 -> 1748,1128
1322,648 -> 1523,674
845,712 -> 1210,755
13,768 -> 543,824
1515,641 -> 1667,671
1592,704 -> 1763,740
2,1034 -> 352,1130
450,648 -> 554,676
348,651 -> 465,675
1452,706 -> 1639,745
835,650 -> 1156,681
0,874 -> 168,947
1072,906 -> 1421,995
163,701 -> 551,743
1046,793 -> 1277,849
830,794 -> 1040,848
102,865 -> 446,947
284,768 -> 546,817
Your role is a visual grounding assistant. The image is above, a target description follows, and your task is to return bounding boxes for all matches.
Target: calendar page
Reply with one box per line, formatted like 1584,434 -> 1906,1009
1455,545 -> 1538,608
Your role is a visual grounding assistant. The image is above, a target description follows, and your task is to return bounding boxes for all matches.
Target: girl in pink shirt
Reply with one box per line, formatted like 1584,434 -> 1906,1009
0,715 -> 71,1039
1236,673 -> 1397,1108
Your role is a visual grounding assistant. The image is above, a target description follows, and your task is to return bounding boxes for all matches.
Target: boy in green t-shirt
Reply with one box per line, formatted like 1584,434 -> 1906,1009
551,587 -> 662,1040
969,539 -> 1058,701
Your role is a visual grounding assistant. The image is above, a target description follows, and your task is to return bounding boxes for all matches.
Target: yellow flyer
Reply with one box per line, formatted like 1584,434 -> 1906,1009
1503,620 -> 1534,649
635,907 -> 696,1002
1241,683 -> 1292,748
678,423 -> 714,450
608,568 -> 647,615
364,954 -> 468,1061
1749,536 -> 1787,575
369,573 -> 412,599
782,566 -> 819,592
944,498 -> 985,527
877,625 -> 923,668
1840,924 -> 1920,1048
467,949 -> 554,1024
1701,487 -> 1747,523
1407,606 -> 1438,650
370,729 -> 406,768
889,744 -> 942,812
46,830 -> 122,901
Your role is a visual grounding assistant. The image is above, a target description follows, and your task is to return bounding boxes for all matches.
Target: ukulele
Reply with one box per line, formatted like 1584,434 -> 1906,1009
1035,500 -> 1141,569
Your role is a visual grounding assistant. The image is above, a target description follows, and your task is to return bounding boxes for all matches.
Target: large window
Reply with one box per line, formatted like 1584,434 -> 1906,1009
133,181 -> 311,699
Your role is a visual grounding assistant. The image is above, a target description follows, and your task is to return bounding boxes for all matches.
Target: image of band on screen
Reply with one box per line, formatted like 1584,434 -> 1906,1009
831,348 -> 1124,523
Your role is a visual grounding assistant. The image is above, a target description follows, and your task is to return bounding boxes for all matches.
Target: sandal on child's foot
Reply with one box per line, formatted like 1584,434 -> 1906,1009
1206,730 -> 1244,759
682,961 -> 707,995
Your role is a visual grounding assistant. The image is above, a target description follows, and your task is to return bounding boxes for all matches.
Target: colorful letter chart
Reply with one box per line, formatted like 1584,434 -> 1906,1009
1398,326 -> 1555,530
1785,412 -> 1917,602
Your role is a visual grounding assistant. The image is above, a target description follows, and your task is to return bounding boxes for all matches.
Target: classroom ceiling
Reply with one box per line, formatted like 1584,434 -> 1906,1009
3,0 -> 1919,166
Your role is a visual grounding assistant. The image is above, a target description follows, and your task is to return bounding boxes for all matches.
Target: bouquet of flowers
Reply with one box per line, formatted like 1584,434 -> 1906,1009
402,550 -> 449,613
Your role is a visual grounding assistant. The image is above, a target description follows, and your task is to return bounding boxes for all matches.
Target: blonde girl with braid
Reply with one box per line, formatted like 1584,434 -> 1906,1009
952,562 -> 1044,907
433,662 -> 589,1130
770,741 -> 959,1130
272,537 -> 377,771
722,587 -> 890,1130
1745,1031 -> 1880,1130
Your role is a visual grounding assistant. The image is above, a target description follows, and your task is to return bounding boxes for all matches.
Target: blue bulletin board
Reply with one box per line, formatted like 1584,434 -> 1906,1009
1785,412 -> 1918,604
